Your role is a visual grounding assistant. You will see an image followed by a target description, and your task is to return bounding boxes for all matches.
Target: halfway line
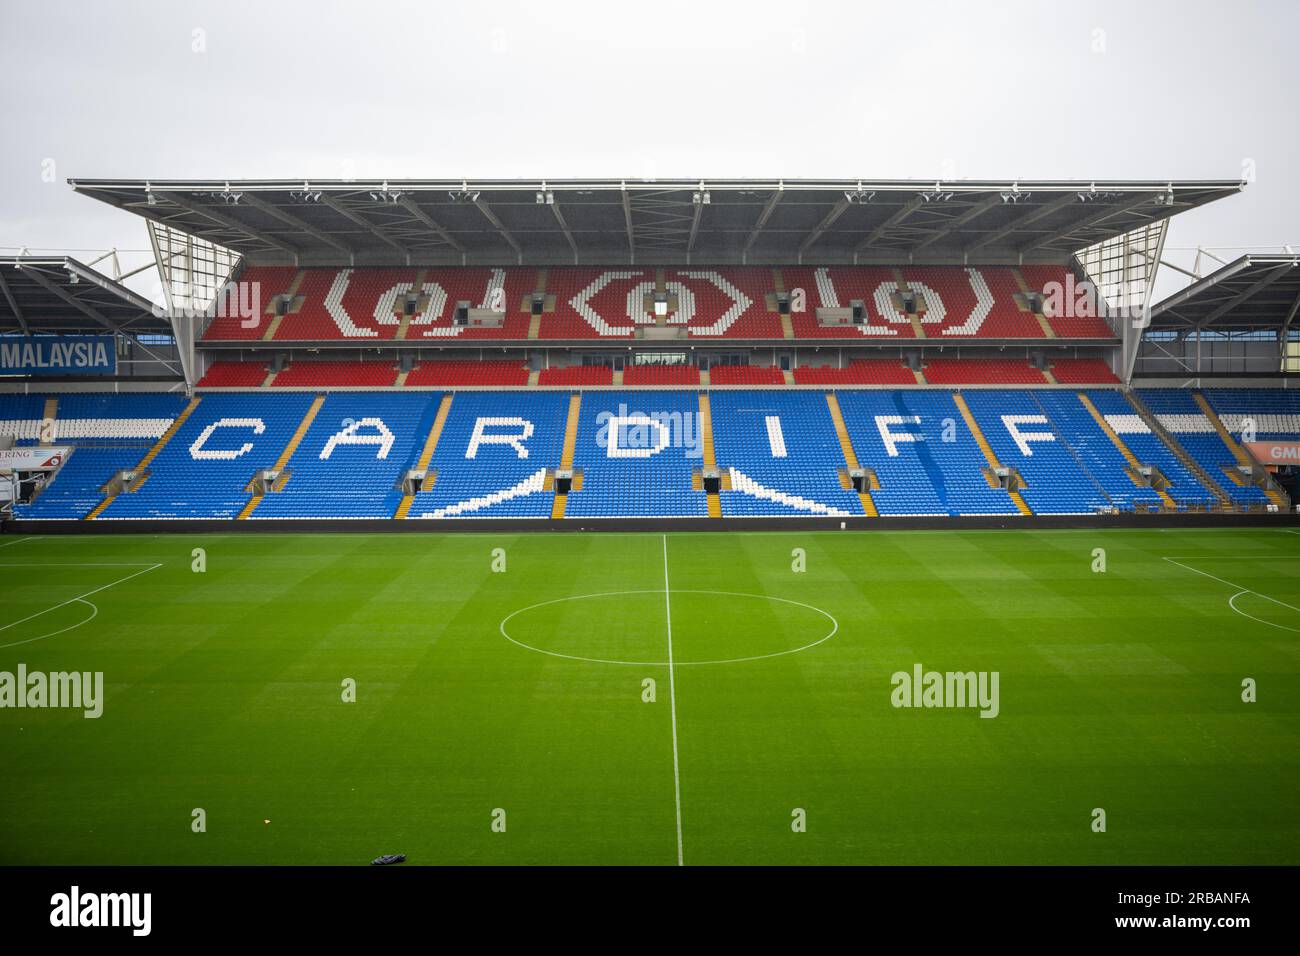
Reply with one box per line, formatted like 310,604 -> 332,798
662,534 -> 684,866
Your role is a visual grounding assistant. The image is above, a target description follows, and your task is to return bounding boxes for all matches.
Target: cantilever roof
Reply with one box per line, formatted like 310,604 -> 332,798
69,178 -> 1242,269
1151,253 -> 1300,331
0,256 -> 166,336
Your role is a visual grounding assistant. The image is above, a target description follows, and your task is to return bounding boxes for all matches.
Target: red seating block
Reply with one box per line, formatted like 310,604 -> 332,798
202,266 -> 298,340
195,361 -> 269,387
792,360 -> 916,385
1049,358 -> 1120,384
1019,265 -> 1116,338
923,359 -> 1048,385
405,361 -> 529,387
273,361 -> 398,387
537,365 -> 614,386
622,365 -> 701,386
709,365 -> 785,385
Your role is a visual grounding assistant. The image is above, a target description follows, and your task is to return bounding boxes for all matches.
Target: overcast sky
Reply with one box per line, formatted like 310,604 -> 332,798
1,0 -> 1296,297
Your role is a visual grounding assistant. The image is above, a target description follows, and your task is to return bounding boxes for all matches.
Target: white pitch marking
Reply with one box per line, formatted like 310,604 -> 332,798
0,562 -> 162,567
0,563 -> 162,649
1161,556 -> 1300,633
1228,591 -> 1300,634
498,589 -> 838,666
0,536 -> 39,550
0,599 -> 100,649
663,534 -> 684,867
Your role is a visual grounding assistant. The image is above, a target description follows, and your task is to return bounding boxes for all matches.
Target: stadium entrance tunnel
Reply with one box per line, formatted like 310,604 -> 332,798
499,589 -> 836,666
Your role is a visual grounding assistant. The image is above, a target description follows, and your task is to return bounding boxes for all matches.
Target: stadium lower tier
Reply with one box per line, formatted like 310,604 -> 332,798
5,388 -> 1293,520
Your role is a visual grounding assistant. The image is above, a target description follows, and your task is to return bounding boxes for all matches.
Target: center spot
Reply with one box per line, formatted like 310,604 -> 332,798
500,589 -> 836,666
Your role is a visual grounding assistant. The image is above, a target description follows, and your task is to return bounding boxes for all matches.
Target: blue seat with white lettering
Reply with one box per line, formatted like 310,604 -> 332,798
253,393 -> 436,519
565,391 -> 709,518
409,391 -> 569,519
711,391 -> 862,516
101,393 -> 316,519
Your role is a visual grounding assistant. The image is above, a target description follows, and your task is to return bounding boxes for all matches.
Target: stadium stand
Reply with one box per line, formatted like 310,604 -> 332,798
923,359 -> 1048,386
536,365 -> 613,387
197,361 -> 271,388
565,391 -> 710,517
1204,388 -> 1300,439
834,391 -> 949,515
6,387 -> 1295,519
1047,358 -> 1120,385
12,178 -> 1289,527
709,391 -> 863,516
96,393 -> 318,519
896,391 -> 1024,515
710,365 -> 787,386
12,393 -> 189,519
1032,392 -> 1165,512
1137,389 -> 1270,506
405,361 -> 530,387
201,265 -> 299,340
407,391 -> 570,518
1019,265 -> 1117,338
791,360 -> 916,386
622,364 -> 701,386
197,265 -> 1126,343
250,392 -> 431,518
1085,390 -> 1219,508
962,390 -> 1113,514
273,361 -> 399,388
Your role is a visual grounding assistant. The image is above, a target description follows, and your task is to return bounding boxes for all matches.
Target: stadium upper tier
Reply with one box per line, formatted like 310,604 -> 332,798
200,264 -> 1116,342
5,387 -> 1291,521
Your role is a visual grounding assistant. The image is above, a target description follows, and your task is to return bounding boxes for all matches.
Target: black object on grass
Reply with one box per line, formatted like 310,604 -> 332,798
371,853 -> 406,865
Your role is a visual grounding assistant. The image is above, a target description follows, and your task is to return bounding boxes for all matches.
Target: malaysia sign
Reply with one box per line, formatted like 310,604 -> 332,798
0,336 -> 116,376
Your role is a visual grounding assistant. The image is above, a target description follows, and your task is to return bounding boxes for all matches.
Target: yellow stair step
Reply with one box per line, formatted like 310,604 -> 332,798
952,392 -> 1032,515
825,393 -> 876,516
1078,392 -> 1176,509
551,394 -> 583,518
239,395 -> 326,520
396,394 -> 454,518
1194,391 -> 1287,508
698,393 -> 722,518
88,395 -> 203,520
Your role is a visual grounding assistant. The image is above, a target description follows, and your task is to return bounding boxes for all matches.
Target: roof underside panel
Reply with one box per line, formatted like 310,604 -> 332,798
69,178 -> 1241,269
0,257 -> 167,336
1151,255 -> 1300,332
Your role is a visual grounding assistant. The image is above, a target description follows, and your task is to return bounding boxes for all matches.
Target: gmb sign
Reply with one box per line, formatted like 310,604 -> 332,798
0,335 -> 116,376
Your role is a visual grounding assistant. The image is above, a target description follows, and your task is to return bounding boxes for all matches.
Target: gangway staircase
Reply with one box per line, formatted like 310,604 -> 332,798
395,394 -> 454,518
950,393 -> 1032,515
237,395 -> 325,519
824,393 -> 877,516
550,394 -> 583,519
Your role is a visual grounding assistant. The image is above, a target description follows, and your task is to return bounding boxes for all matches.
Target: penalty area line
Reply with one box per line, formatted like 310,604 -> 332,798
0,563 -> 163,649
1161,556 -> 1300,633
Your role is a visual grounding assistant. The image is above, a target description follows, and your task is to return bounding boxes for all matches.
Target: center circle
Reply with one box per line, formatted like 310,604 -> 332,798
499,589 -> 837,666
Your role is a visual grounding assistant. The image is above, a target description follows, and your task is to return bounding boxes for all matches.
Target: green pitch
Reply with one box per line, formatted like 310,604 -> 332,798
1,528 -> 1297,866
